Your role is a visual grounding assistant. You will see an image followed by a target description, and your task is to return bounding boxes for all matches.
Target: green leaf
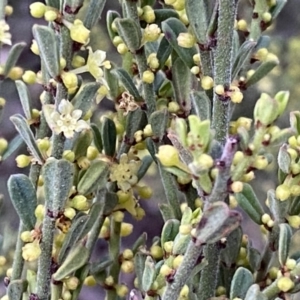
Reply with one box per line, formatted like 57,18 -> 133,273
154,9 -> 179,26
1,134 -> 24,162
277,144 -> 291,174
45,0 -> 60,8
234,183 -> 264,224
10,114 -> 44,164
3,42 -> 26,76
149,108 -> 169,142
289,195 -> 300,215
72,83 -> 100,116
8,174 -> 37,230
83,0 -> 106,29
7,279 -> 28,300
162,18 -> 197,68
115,18 -> 142,52
245,284 -> 268,300
246,58 -> 279,87
111,68 -> 142,101
72,264 -> 90,300
134,252 -> 147,290
159,203 -> 175,221
106,10 -> 121,42
161,219 -> 180,247
104,64 -> 120,100
73,130 -> 93,160
157,36 -> 172,68
90,257 -> 114,276
172,57 -> 191,114
278,223 -> 292,267
53,243 -> 89,281
221,227 -> 243,268
194,202 -> 242,245
132,232 -> 147,254
32,25 -> 60,78
77,160 -> 109,195
247,246 -> 261,272
125,108 -> 148,142
185,0 -> 208,44
137,155 -> 153,181
232,40 -> 256,80
230,267 -> 254,299
15,80 -> 33,120
101,118 -> 117,157
142,256 -> 156,292
91,124 -> 103,153
190,91 -> 211,121
43,159 -> 74,217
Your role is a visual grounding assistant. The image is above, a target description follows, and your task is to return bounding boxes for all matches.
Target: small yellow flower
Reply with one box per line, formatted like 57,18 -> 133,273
177,32 -> 196,48
109,154 -> 141,191
22,240 -> 41,261
43,99 -> 90,139
71,47 -> 110,88
0,20 -> 12,45
142,24 -> 161,43
61,71 -> 78,92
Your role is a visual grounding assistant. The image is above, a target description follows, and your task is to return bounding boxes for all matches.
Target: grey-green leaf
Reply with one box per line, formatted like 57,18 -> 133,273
77,160 -> 109,195
190,90 -> 211,121
8,174 -> 37,230
235,183 -> 264,224
161,219 -> 180,247
7,279 -> 28,300
32,25 -> 60,78
278,223 -> 292,267
142,256 -> 156,292
162,18 -> 197,68
157,36 -> 172,68
1,134 -> 24,162
149,108 -> 169,142
230,267 -> 254,299
15,80 -> 33,120
10,114 -> 44,164
101,117 -> 117,157
91,123 -> 103,153
277,144 -> 291,174
43,158 -> 74,216
245,284 -> 268,300
83,0 -> 106,29
115,18 -> 142,52
3,42 -> 26,76
106,10 -> 121,41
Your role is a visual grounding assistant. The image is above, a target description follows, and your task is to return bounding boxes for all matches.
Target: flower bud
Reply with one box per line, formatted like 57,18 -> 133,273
150,245 -> 163,259
168,101 -> 180,113
44,10 -> 58,22
262,12 -> 272,23
72,195 -> 89,211
113,211 -> 125,223
254,93 -> 279,126
237,19 -> 248,31
201,76 -> 214,90
142,70 -> 155,84
160,264 -> 173,276
142,6 -> 155,23
135,207 -> 146,220
179,224 -> 192,235
121,260 -> 134,273
143,24 -> 161,42
72,55 -> 85,68
173,254 -> 184,269
63,150 -> 75,162
0,138 -> 8,154
61,71 -> 78,91
86,146 -> 99,161
64,276 -> 79,290
30,39 -> 40,55
277,277 -> 294,292
22,241 -> 41,261
16,154 -> 31,168
69,19 -> 90,44
286,215 -> 300,229
84,275 -> 96,286
177,32 -> 196,48
5,5 -> 13,16
275,184 -> 291,201
231,181 -> 243,193
190,66 -> 200,75
30,2 -> 46,18
123,249 -> 134,260
180,285 -> 189,297
117,43 -> 128,54
215,85 -> 225,95
156,145 -> 181,167
143,124 -> 153,137
163,241 -> 173,253
64,207 -> 76,220
22,70 -> 37,84
120,222 -> 133,237
231,91 -> 244,103
255,48 -> 269,61
104,276 -> 114,286
7,67 -> 23,80
20,231 -> 34,243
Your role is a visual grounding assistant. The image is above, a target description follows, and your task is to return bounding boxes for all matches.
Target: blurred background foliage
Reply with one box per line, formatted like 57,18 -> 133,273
0,0 -> 300,297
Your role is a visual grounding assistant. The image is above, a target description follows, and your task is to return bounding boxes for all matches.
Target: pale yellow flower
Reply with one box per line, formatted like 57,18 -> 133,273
43,99 -> 90,139
0,20 -> 12,45
22,240 -> 41,261
71,47 -> 110,88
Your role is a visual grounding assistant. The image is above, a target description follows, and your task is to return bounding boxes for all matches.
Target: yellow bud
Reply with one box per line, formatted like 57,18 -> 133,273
197,153 -> 214,169
231,181 -> 243,193
237,19 -> 248,31
215,85 -> 225,95
252,155 -> 269,170
117,43 -> 129,54
193,53 -> 201,64
35,204 -> 44,220
0,97 -> 6,107
117,190 -> 131,204
156,145 -> 180,167
265,53 -> 279,64
286,215 -> 300,229
142,6 -> 155,23
64,207 -> 76,220
173,254 -> 184,269
86,146 -> 99,161
5,5 -> 13,16
261,213 -> 271,224
163,241 -> 173,253
59,57 -> 67,70
190,66 -> 200,75
233,151 -> 244,165
168,101 -> 180,113
291,185 -> 300,196
180,285 -> 189,297
30,2 -> 46,18
247,69 -> 255,79
143,124 -> 153,137
135,207 -> 146,220
62,291 -> 72,300
229,195 -> 238,209
22,241 -> 41,261
63,150 -> 75,162
72,195 -> 89,211
83,109 -> 93,120
179,224 -> 192,235
77,156 -> 90,170
143,24 -> 161,42
160,264 -> 173,276
148,56 -> 160,69
71,55 -> 85,68
216,286 -> 226,296
231,91 -> 244,103
277,277 -> 294,292
16,154 -> 31,168
69,19 -> 90,44
242,171 -> 255,182
8,67 -> 24,80
121,260 -> 134,273
0,256 -> 6,266
276,184 -> 291,201
84,275 -> 96,286
112,36 -> 123,47
287,148 -> 298,161
64,276 -> 79,290
123,249 -> 134,260
104,276 -> 114,286
256,48 -> 269,61
120,222 -> 133,237
37,138 -> 50,152
22,70 -> 37,84
99,225 -> 110,239
142,70 -> 155,84
177,32 -> 196,48
31,40 -> 40,55
31,109 -> 40,120
44,10 -> 58,22
195,197 -> 204,208
262,12 -> 272,23
20,231 -> 34,243
268,266 -> 279,279
150,245 -> 163,259
0,138 -> 8,154
113,211 -> 125,223
201,76 -> 214,90
61,71 -> 78,90
173,0 -> 185,11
